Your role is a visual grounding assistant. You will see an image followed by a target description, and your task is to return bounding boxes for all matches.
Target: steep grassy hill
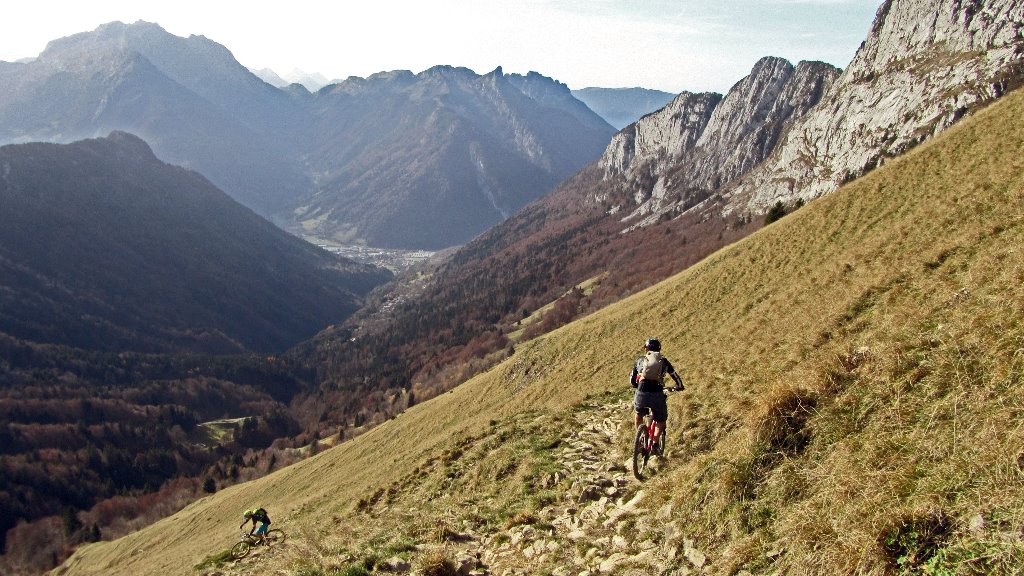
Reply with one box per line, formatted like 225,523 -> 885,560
55,87 -> 1024,575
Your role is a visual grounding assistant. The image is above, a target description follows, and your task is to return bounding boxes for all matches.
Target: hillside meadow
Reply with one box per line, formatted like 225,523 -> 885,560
55,87 -> 1024,575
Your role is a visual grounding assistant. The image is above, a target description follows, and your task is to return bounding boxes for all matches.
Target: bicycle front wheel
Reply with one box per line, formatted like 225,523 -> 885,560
230,540 -> 251,559
265,529 -> 286,547
632,425 -> 650,480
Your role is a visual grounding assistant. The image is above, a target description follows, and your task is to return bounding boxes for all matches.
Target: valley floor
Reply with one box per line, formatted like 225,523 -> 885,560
314,242 -> 437,273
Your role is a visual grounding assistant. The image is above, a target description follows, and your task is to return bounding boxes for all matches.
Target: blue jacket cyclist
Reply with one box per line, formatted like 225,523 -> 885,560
240,507 -> 271,543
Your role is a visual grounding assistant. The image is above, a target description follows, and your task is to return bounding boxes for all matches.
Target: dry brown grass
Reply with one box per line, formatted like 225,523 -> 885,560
55,88 -> 1024,575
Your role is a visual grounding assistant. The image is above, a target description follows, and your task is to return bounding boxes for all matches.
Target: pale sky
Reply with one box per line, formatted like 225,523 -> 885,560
0,0 -> 882,94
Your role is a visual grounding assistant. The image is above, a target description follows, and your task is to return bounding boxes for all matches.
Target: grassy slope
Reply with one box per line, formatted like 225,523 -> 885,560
55,88 -> 1024,575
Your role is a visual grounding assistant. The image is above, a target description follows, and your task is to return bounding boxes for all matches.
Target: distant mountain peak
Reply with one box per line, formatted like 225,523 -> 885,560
104,130 -> 158,156
571,86 -> 677,129
281,68 -> 332,91
0,25 -> 615,251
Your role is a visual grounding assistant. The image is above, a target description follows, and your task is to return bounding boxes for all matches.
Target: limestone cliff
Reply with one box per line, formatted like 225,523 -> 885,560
729,0 -> 1024,213
599,57 -> 839,228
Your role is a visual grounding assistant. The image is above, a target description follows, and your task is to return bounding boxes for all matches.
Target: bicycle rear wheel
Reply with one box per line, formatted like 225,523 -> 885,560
631,425 -> 650,480
265,529 -> 286,547
230,540 -> 251,559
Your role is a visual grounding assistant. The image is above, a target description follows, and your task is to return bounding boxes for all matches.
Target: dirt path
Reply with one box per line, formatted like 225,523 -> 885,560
460,398 -> 710,575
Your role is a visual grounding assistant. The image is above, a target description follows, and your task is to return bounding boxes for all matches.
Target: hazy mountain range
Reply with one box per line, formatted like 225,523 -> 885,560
297,66 -> 614,249
571,86 -> 676,129
251,67 -> 675,130
0,21 -> 615,250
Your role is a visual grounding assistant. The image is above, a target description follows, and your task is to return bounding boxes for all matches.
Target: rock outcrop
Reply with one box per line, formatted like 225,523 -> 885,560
599,57 -> 840,228
595,0 -> 1024,227
728,0 -> 1024,213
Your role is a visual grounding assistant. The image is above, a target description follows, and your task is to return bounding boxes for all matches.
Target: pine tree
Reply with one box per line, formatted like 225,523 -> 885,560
764,201 -> 788,225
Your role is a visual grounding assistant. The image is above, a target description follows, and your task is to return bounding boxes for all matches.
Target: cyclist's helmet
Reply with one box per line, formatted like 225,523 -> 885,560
644,338 -> 661,352
243,508 -> 255,519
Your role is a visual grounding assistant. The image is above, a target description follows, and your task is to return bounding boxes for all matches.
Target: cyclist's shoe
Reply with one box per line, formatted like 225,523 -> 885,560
655,434 -> 668,456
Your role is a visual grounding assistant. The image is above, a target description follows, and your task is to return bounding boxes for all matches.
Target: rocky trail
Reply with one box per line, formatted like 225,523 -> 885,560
205,398 -> 715,575
446,398 -> 712,576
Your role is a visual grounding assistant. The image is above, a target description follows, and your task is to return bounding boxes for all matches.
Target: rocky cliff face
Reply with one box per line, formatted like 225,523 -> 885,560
729,0 -> 1024,212
599,57 -> 840,228
599,91 -> 720,178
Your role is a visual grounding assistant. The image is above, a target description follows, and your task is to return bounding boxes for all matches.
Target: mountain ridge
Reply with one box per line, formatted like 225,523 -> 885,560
727,0 -> 1024,213
295,64 -> 614,249
0,132 -> 390,354
0,22 -> 616,250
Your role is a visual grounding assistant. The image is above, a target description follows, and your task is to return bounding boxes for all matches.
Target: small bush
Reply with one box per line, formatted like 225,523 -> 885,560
753,386 -> 817,457
192,549 -> 233,571
417,547 -> 457,576
502,510 -> 537,529
429,518 -> 461,543
880,509 -> 953,572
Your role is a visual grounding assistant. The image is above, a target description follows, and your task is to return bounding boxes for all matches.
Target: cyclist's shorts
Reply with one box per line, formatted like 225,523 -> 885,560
634,391 -> 668,422
255,522 -> 270,535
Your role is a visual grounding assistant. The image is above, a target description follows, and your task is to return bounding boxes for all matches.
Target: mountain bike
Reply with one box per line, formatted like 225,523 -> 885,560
632,386 -> 682,480
231,528 -> 286,559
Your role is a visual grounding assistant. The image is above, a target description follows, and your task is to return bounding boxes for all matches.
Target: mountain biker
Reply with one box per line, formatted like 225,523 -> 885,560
630,338 -> 684,454
240,507 -> 271,544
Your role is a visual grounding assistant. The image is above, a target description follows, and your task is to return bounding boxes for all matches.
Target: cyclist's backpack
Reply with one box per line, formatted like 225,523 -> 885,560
640,351 -> 664,382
